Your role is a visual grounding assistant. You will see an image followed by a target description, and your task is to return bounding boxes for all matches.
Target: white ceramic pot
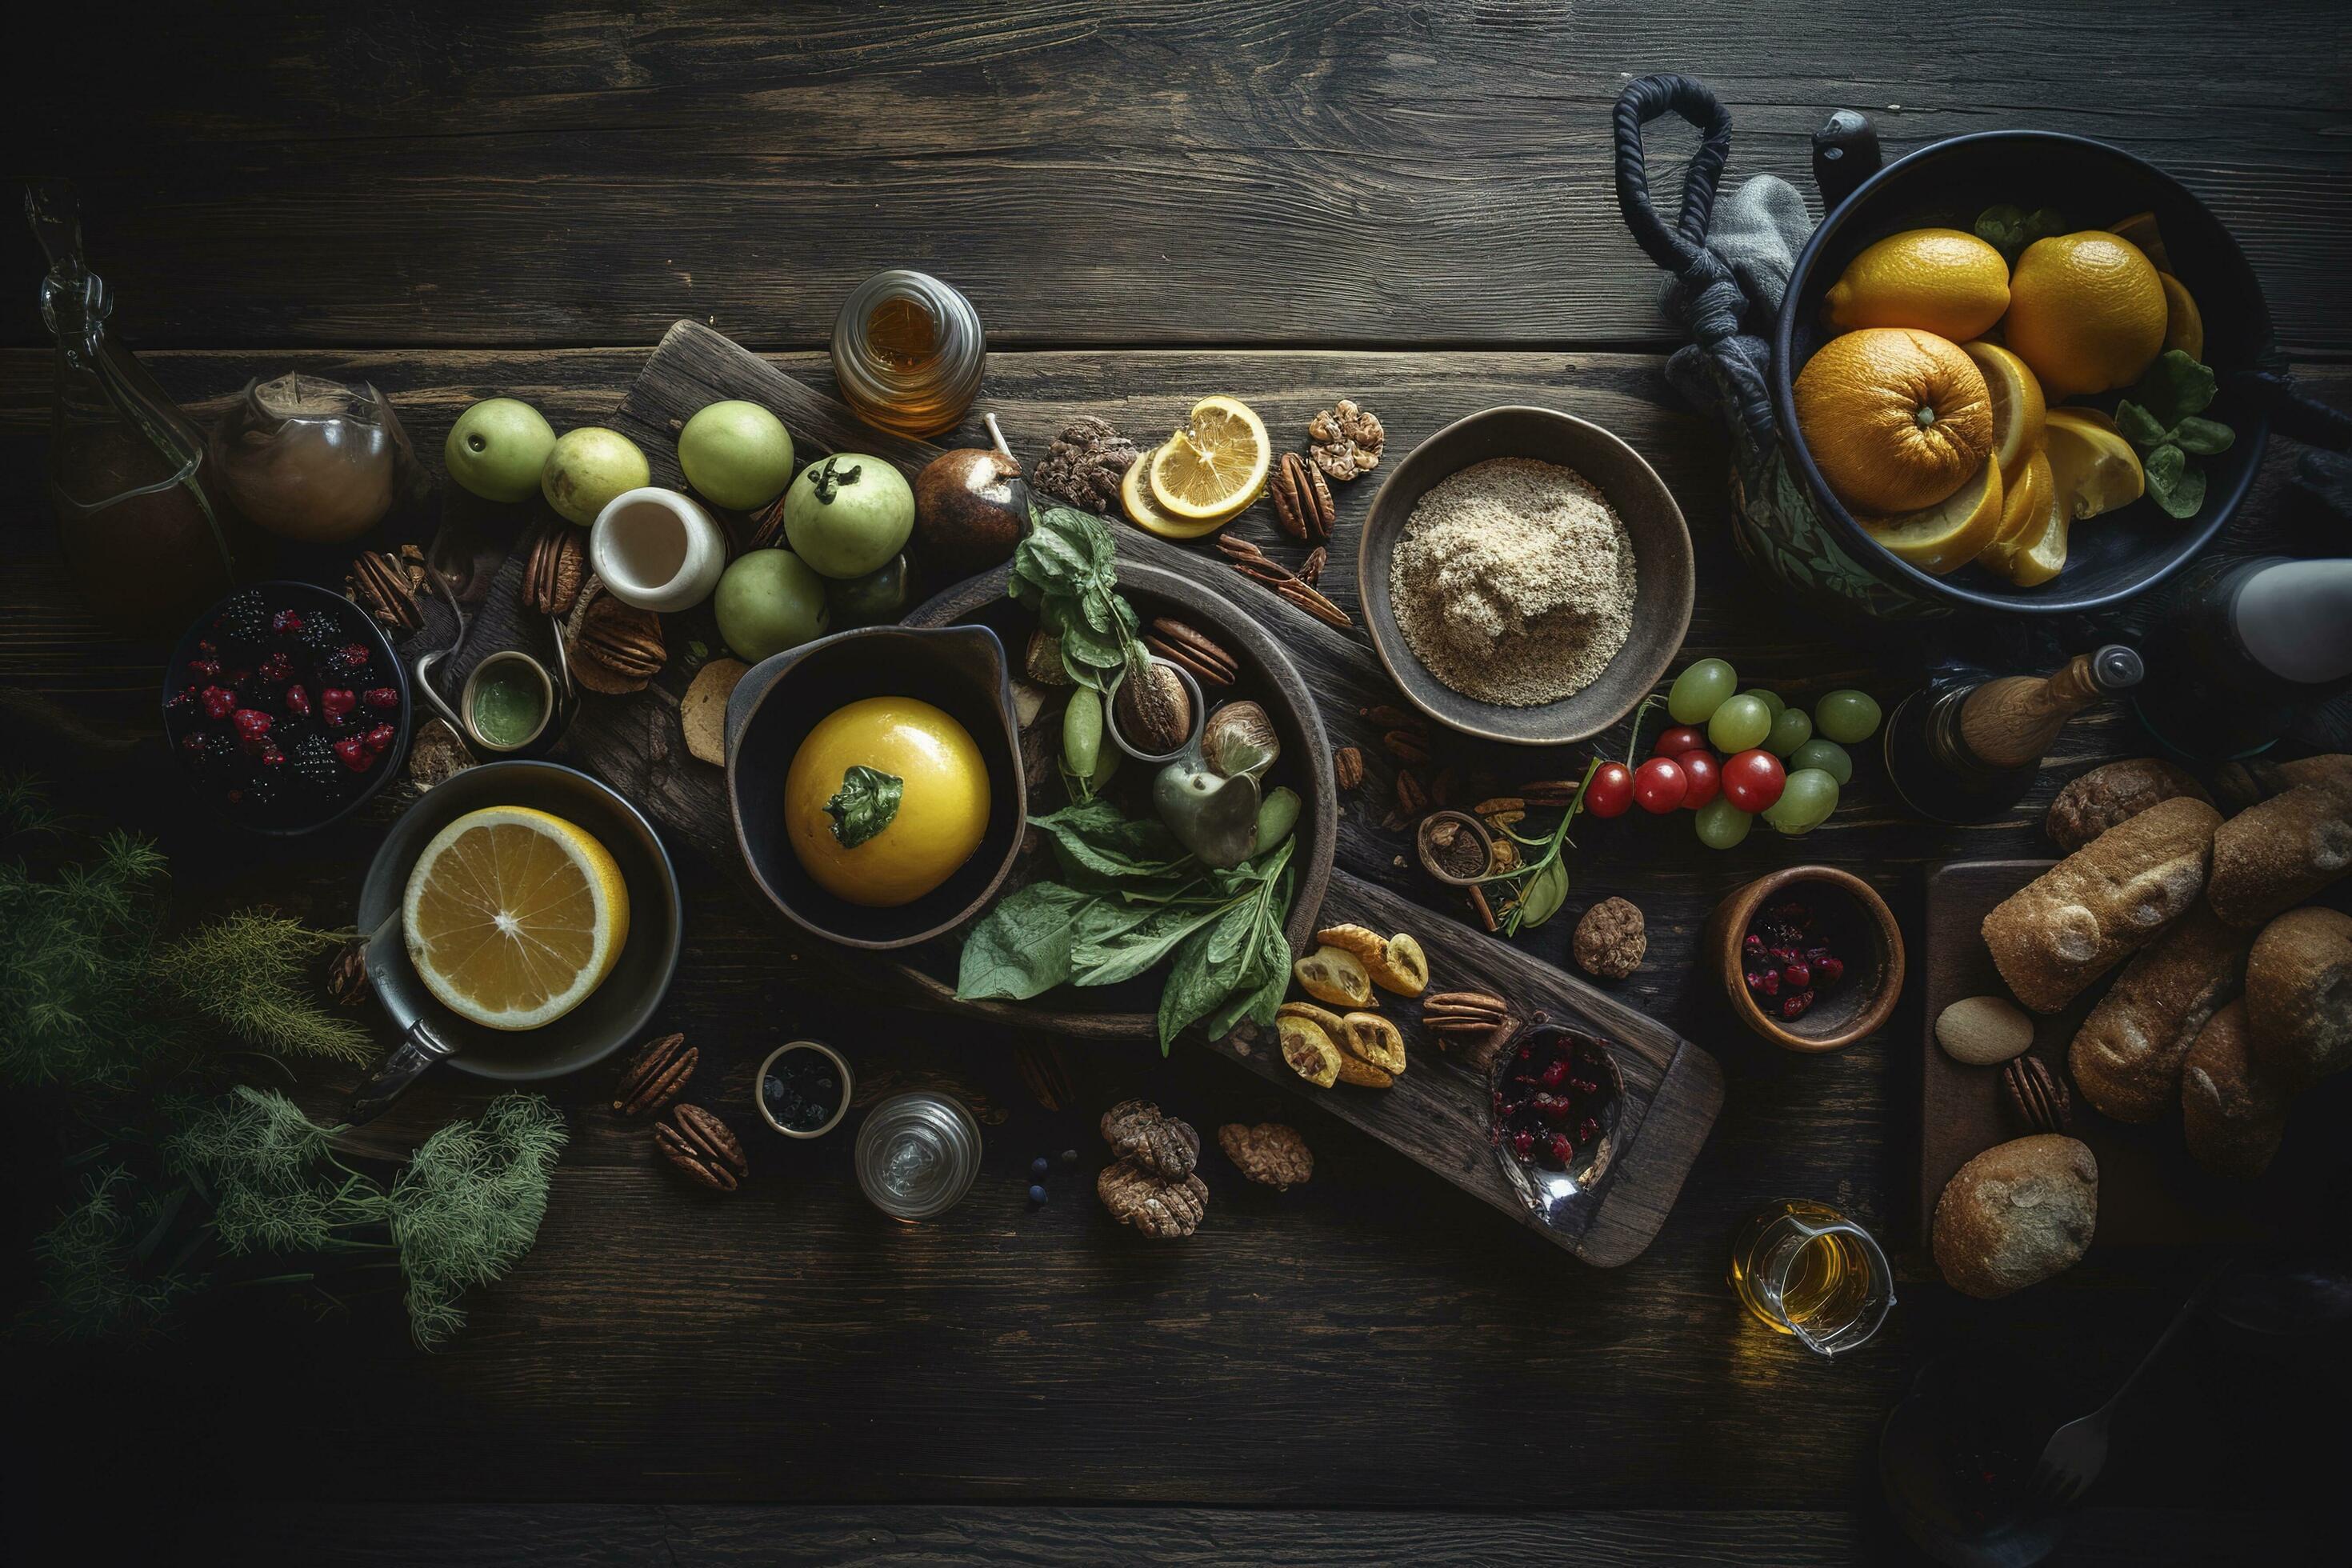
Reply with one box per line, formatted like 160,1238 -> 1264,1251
589,486 -> 728,613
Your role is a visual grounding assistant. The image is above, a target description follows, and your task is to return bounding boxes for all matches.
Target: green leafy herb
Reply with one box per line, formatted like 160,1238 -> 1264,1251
825,766 -> 903,849
1973,204 -> 2066,262
2114,350 -> 2233,518
392,1094 -> 567,1349
956,799 -> 1297,1053
1008,505 -> 1146,692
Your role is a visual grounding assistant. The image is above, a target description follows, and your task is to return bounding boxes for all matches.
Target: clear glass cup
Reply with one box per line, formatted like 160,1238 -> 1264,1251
1728,1198 -> 1896,1358
830,269 -> 986,438
206,373 -> 417,543
854,1091 -> 982,1221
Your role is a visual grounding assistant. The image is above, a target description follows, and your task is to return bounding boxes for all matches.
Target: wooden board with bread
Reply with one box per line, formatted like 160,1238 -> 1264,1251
1918,757 -> 2352,1279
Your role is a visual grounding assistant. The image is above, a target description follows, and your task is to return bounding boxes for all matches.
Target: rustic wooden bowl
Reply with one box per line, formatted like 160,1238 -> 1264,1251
1357,406 -> 1693,746
1703,865 -> 1904,1054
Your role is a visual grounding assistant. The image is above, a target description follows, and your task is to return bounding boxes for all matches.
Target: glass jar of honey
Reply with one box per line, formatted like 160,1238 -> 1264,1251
830,270 -> 986,438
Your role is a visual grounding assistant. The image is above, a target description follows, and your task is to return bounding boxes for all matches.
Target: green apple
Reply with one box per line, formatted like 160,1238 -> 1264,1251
782,454 -> 914,579
714,549 -> 830,662
444,398 -> 557,504
679,400 -> 794,511
542,426 -> 650,526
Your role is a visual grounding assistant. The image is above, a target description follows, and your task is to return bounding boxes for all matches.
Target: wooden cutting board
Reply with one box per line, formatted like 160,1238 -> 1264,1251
453,320 -> 1722,1266
1918,859 -> 2345,1247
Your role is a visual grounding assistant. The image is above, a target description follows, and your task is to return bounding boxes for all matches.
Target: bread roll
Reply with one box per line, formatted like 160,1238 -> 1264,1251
2243,906 -> 2352,1090
2181,999 -> 2292,1179
2068,905 -> 2249,1122
2206,779 -> 2352,928
1931,1134 -> 2098,1299
1982,796 -> 2222,1013
2214,753 -> 2352,813
2046,758 -> 2211,853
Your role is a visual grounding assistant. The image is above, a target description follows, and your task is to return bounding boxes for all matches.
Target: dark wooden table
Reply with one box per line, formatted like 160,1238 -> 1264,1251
6,6 -> 2347,1563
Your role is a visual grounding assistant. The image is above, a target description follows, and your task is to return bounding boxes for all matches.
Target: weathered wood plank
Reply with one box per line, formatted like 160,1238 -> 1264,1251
10,1 -> 2350,352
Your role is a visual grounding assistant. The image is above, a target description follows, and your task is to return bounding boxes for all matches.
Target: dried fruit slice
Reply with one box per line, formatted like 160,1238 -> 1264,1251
1338,1012 -> 1408,1076
1313,924 -> 1430,997
1331,1052 -> 1394,1089
1277,1012 -> 1342,1088
1294,945 -> 1373,1008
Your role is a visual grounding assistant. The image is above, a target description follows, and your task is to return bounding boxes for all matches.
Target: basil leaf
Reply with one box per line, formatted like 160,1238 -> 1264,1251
824,766 -> 902,849
2114,399 -> 2170,450
1516,858 -> 1568,929
2143,443 -> 2204,518
956,882 -> 1094,1001
1973,204 -> 2026,260
2135,350 -> 2217,426
2173,416 -> 2234,456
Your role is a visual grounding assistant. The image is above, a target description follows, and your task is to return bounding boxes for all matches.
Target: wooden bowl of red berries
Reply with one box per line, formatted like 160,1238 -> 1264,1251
1704,865 -> 1903,1054
163,581 -> 411,834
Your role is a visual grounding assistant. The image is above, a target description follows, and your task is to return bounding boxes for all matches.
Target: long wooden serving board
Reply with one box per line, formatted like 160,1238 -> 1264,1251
480,320 -> 1719,1265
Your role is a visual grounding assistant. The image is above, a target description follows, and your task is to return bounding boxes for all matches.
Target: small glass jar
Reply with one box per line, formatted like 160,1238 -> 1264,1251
830,270 -> 986,438
206,374 -> 417,543
854,1091 -> 982,1221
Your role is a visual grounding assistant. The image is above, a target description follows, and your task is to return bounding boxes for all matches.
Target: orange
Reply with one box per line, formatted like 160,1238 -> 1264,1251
1794,327 -> 1994,515
2004,233 -> 2167,396
1862,458 -> 2005,576
1823,227 -> 2011,342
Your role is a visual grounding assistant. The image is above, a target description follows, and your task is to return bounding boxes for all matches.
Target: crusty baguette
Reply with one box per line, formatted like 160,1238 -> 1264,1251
2243,906 -> 2352,1090
1931,1134 -> 2098,1299
2206,778 -> 2352,928
2068,904 -> 2249,1123
2182,999 -> 2293,1180
2214,753 -> 2352,813
2046,758 -> 2211,854
1982,796 -> 2222,1014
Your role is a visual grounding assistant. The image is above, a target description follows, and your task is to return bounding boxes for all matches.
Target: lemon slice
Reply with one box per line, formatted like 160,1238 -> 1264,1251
1960,341 -> 2046,485
2158,271 -> 2204,361
2107,211 -> 2174,274
2043,408 -> 2144,521
402,805 -> 630,1031
2006,466 -> 2072,588
1147,395 -> 1270,522
1120,448 -> 1230,540
1979,449 -> 2054,575
1862,458 -> 2004,576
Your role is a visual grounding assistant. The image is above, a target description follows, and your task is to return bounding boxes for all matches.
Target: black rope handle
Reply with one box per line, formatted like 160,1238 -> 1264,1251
1613,74 -> 1777,448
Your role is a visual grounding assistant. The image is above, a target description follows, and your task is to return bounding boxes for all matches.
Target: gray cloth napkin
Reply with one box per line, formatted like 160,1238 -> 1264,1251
1661,174 -> 1814,423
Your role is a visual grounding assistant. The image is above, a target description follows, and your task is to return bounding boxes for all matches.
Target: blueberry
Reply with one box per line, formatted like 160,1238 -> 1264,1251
1060,1148 -> 1078,1165
763,1075 -> 786,1103
1030,1155 -> 1050,1178
1027,1185 -> 1049,1205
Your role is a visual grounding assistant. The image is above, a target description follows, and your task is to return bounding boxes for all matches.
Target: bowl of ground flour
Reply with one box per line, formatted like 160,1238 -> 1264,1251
1359,407 -> 1692,745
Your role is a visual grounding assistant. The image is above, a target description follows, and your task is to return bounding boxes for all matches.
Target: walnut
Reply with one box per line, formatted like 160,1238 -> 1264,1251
1218,1122 -> 1312,1189
1030,416 -> 1138,516
1098,1158 -> 1208,1238
1573,896 -> 1646,979
1100,1098 -> 1199,1179
1306,398 -> 1385,482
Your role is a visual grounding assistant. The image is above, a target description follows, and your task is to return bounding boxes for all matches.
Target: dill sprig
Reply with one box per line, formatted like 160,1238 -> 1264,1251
167,914 -> 374,1066
393,1094 -> 568,1349
18,1167 -> 202,1342
166,1086 -> 388,1254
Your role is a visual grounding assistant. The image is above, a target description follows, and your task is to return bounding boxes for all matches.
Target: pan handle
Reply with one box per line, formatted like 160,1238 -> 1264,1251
1811,110 -> 1882,214
346,1016 -> 458,1126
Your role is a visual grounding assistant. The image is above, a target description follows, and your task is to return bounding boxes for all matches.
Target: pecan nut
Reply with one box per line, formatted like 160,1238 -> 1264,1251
1218,1122 -> 1313,1189
522,519 -> 588,616
1270,451 -> 1334,542
326,938 -> 370,1007
1382,728 -> 1431,766
1422,990 -> 1514,1038
1100,1098 -> 1200,1179
1333,746 -> 1365,791
570,591 -> 666,694
613,1032 -> 697,1116
346,544 -> 427,636
1269,451 -> 1310,542
1098,1158 -> 1208,1238
654,1103 -> 746,1191
1012,1040 -> 1076,1113
1143,618 -> 1239,687
1299,545 -> 1328,586
2002,1054 -> 2073,1134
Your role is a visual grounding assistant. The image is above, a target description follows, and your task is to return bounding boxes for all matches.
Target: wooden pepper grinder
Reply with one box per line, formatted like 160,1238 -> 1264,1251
1883,646 -> 2144,823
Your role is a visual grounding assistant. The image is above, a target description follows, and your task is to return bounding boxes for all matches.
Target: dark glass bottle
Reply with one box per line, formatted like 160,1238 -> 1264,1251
2133,556 -> 2352,761
1883,646 -> 2143,824
30,182 -> 239,633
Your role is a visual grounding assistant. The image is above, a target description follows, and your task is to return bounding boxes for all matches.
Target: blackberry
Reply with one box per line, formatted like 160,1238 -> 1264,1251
294,614 -> 345,663
209,590 -> 274,654
286,731 -> 345,798
178,730 -> 240,783
239,767 -> 287,813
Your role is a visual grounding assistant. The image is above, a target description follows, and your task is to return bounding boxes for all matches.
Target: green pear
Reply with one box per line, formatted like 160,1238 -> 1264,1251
715,549 -> 830,662
542,427 -> 650,526
679,400 -> 795,511
444,398 -> 557,504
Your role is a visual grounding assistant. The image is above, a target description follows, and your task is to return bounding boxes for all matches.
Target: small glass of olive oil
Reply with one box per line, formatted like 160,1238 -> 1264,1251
461,650 -> 554,754
1729,1198 -> 1895,1358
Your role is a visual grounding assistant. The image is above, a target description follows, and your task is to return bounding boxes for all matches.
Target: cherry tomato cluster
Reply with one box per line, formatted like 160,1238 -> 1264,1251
1584,730 -> 1784,818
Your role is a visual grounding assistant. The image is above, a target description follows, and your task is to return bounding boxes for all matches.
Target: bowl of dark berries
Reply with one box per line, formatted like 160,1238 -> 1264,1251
754,1040 -> 853,1139
162,582 -> 411,834
1488,1018 -> 1625,1228
1704,866 -> 1903,1054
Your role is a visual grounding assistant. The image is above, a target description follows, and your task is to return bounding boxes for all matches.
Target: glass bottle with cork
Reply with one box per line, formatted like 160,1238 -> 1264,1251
830,270 -> 986,438
1882,646 -> 2144,824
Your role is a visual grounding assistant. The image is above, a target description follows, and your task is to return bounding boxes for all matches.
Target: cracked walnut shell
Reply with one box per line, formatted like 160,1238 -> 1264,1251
1306,398 -> 1384,481
1098,1157 -> 1208,1238
1218,1122 -> 1312,1189
1100,1098 -> 1200,1179
1573,897 -> 1646,979
1030,415 -> 1138,516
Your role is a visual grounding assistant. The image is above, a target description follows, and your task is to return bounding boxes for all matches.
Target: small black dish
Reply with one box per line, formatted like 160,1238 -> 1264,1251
724,623 -> 1025,951
1880,1347 -> 2074,1567
346,760 -> 682,1122
162,579 -> 412,835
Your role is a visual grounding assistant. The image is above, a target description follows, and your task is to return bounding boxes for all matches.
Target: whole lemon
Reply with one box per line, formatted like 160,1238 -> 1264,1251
784,696 -> 990,907
1794,328 -> 1993,515
1823,228 -> 2011,342
2003,233 -> 2167,397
